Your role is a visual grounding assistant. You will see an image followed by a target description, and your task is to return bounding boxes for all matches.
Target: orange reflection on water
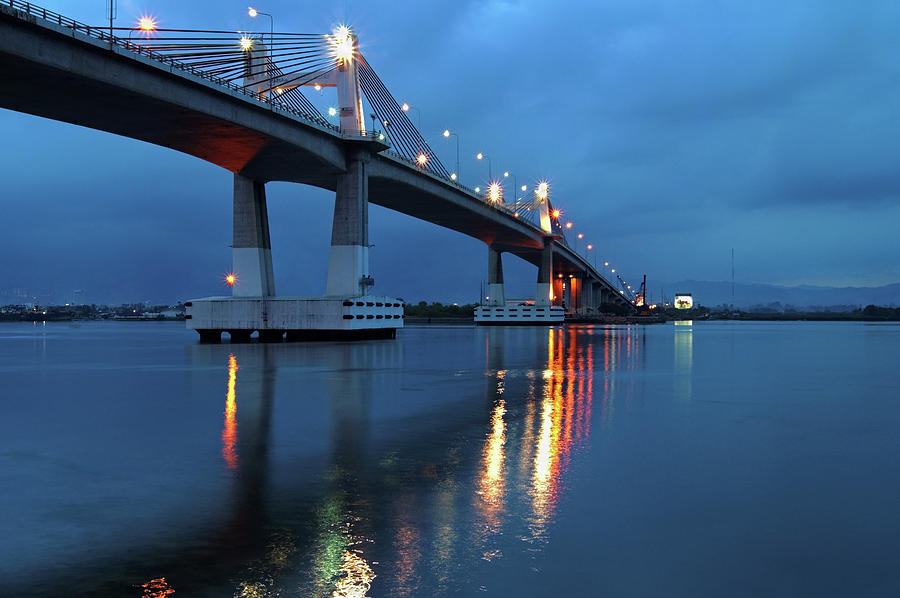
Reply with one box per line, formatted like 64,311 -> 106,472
332,549 -> 376,598
141,577 -> 174,597
528,328 -> 595,539
222,354 -> 238,470
477,398 -> 507,539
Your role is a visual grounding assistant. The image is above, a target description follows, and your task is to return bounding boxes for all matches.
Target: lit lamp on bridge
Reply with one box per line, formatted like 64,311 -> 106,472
503,171 -> 521,205
488,182 -> 503,204
247,6 -> 274,54
476,152 -> 492,180
442,129 -> 460,183
128,15 -> 157,40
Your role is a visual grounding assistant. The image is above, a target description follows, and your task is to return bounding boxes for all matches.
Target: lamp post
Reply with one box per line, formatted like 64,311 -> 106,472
503,171 -> 518,205
248,7 -> 274,67
476,152 -> 492,181
442,129 -> 460,183
401,103 -> 422,129
401,103 -> 423,155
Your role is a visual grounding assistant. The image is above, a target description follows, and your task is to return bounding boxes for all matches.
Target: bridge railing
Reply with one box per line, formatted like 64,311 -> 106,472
380,148 -> 541,226
2,0 -> 340,135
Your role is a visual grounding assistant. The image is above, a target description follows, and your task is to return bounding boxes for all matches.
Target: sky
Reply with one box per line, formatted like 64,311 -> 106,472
1,0 -> 899,305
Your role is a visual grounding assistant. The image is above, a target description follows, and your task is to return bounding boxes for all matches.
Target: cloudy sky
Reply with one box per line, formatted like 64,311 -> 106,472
2,0 -> 898,305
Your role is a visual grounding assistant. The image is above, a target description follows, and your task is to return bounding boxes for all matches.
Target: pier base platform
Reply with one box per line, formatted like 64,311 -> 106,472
185,296 -> 403,342
474,305 -> 564,325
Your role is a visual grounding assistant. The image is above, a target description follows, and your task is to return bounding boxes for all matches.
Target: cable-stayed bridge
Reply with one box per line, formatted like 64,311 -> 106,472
0,1 -> 640,340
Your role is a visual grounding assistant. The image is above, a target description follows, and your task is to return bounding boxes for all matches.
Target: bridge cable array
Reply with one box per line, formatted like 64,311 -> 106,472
357,55 -> 450,178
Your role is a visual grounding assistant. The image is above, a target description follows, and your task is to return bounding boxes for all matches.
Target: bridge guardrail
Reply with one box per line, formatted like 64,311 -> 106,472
2,0 -> 341,135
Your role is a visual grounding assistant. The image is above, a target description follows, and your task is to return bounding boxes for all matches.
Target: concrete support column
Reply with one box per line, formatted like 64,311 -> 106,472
536,241 -> 553,306
582,280 -> 594,313
487,245 -> 505,306
326,153 -> 370,296
233,174 -> 275,297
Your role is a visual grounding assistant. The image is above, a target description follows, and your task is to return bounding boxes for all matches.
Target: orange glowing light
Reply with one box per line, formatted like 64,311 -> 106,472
225,273 -> 236,286
416,153 -> 428,166
565,222 -> 573,229
137,15 -> 156,32
488,182 -> 502,203
551,209 -> 561,219
331,25 -> 354,63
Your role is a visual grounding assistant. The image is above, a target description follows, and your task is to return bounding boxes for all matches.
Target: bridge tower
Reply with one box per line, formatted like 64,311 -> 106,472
232,175 -> 275,298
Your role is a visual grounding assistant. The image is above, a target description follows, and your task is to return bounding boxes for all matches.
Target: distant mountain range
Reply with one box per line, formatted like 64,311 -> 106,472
656,280 -> 900,310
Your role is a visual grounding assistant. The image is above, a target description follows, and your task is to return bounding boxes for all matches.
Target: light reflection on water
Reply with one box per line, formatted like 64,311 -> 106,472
11,322 -> 899,596
216,326 -> 606,597
222,354 -> 239,470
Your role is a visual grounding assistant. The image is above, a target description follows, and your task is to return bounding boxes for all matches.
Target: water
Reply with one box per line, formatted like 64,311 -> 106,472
1,320 -> 899,597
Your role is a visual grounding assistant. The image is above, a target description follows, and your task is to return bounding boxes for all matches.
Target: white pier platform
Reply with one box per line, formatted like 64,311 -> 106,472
474,304 -> 564,325
185,296 -> 404,342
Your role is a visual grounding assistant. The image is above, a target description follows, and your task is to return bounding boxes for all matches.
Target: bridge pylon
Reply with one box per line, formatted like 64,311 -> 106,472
232,174 -> 275,297
327,149 -> 371,296
487,245 -> 505,307
474,239 -> 563,325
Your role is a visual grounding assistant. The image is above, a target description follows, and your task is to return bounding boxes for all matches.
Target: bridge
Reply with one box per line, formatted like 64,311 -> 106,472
0,0 -> 640,340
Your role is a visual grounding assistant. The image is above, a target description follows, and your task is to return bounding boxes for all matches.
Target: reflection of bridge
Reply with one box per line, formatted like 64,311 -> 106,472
0,1 -> 638,339
4,324 -> 645,596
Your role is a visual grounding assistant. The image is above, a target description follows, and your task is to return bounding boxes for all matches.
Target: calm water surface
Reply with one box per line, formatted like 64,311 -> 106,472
1,320 -> 899,597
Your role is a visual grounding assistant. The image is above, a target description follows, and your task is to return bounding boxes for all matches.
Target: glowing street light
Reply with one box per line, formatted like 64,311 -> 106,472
416,152 -> 429,167
128,14 -> 158,40
327,106 -> 337,117
476,152 -> 492,180
443,129 -> 460,183
401,102 -> 422,129
535,181 -> 549,201
565,222 -> 573,229
551,208 -> 561,219
488,182 -> 503,203
225,273 -> 237,287
247,7 -> 274,58
502,171 -> 522,204
138,16 -> 156,31
450,173 -> 458,181
330,25 -> 354,63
